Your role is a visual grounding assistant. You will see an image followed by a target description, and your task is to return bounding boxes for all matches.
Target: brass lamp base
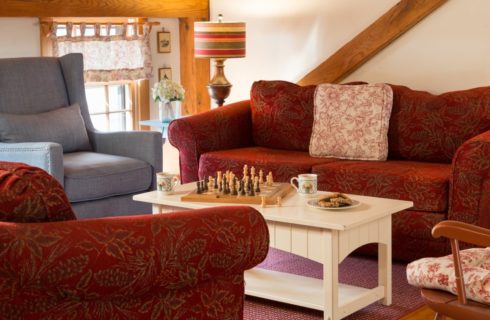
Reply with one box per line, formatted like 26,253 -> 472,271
208,58 -> 232,107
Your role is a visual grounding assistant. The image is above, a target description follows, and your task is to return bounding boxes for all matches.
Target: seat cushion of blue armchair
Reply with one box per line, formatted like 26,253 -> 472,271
63,152 -> 152,202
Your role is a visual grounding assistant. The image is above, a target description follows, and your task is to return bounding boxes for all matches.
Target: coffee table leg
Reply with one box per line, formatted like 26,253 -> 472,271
378,216 -> 392,305
323,230 -> 339,320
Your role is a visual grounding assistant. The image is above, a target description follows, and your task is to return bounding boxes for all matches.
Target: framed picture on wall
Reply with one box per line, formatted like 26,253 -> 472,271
157,31 -> 171,53
158,68 -> 172,81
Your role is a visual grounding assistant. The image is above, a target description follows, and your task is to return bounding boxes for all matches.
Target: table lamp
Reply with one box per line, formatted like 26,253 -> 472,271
194,15 -> 246,107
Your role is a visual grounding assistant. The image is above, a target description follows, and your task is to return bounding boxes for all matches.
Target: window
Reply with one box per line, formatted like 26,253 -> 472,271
86,82 -> 134,131
41,17 -> 152,132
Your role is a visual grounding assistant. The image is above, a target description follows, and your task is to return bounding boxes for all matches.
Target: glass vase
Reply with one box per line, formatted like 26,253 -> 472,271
159,101 -> 182,123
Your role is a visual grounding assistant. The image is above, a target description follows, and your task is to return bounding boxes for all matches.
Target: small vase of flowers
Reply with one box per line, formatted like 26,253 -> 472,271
152,79 -> 185,123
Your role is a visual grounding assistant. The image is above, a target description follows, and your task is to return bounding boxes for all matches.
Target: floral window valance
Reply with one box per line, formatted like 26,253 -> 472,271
50,22 -> 153,82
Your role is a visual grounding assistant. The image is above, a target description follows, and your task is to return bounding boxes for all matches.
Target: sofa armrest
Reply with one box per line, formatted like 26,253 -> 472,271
88,130 -> 163,187
0,142 -> 63,184
168,100 -> 254,183
0,206 -> 269,319
449,130 -> 490,227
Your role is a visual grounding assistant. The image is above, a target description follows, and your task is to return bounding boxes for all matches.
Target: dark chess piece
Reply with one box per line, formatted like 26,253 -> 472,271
218,180 -> 222,193
255,181 -> 261,193
214,176 -> 218,189
239,181 -> 245,196
231,182 -> 238,196
204,177 -> 209,191
196,181 -> 202,194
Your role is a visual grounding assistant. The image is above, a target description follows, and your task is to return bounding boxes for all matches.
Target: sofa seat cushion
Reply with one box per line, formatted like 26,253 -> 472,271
407,247 -> 490,305
313,160 -> 451,212
199,147 -> 338,182
64,152 -> 152,202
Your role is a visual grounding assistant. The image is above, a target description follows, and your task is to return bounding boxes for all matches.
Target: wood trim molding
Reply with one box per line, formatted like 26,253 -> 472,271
1,0 -> 208,18
298,0 -> 448,86
179,17 -> 210,115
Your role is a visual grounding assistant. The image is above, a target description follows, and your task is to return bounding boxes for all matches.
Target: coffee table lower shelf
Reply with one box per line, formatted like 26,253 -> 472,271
245,268 -> 385,318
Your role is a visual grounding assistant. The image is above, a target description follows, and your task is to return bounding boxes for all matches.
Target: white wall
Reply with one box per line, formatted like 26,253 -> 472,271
0,18 -> 40,58
148,18 -> 180,120
211,0 -> 490,103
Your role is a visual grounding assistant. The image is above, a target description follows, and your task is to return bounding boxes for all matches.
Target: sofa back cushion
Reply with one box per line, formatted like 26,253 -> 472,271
388,85 -> 490,163
251,80 -> 316,151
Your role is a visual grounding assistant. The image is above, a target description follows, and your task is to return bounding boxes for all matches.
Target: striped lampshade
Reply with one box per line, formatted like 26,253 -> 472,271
194,21 -> 246,59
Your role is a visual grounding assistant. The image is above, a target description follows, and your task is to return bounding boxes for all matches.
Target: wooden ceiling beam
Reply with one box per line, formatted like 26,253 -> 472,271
298,0 -> 448,86
0,0 -> 208,18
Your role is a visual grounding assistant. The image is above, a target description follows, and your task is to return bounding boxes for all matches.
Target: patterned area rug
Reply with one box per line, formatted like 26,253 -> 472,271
244,248 -> 423,320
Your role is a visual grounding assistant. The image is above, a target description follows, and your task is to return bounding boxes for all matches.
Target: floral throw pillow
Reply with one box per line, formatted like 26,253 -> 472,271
406,247 -> 490,305
309,83 -> 393,161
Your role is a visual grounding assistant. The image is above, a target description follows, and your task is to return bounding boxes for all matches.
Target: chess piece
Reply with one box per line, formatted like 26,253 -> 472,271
259,170 -> 264,184
196,181 -> 202,194
214,175 -> 218,189
239,181 -> 246,196
267,172 -> 274,186
231,180 -> 238,195
243,164 -> 248,178
204,177 -> 209,191
251,166 -> 256,180
217,171 -> 222,186
208,177 -> 214,191
255,179 -> 261,193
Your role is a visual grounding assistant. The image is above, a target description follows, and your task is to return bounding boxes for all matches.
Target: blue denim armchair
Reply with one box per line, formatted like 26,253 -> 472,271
0,53 -> 162,218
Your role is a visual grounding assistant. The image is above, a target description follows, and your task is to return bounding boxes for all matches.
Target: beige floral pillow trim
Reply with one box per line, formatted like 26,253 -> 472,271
309,83 -> 393,161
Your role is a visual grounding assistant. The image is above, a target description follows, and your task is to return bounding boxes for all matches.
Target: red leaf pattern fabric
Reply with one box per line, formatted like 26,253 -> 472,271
250,80 -> 316,151
388,85 -> 490,163
0,161 -> 76,222
313,160 -> 451,212
0,206 -> 269,319
168,100 -> 254,183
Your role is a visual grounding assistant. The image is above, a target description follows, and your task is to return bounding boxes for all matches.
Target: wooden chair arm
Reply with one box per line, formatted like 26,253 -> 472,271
432,220 -> 490,305
432,220 -> 490,247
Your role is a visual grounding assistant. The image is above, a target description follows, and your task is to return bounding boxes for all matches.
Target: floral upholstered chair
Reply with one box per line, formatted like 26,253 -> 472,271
0,161 -> 269,319
407,221 -> 490,320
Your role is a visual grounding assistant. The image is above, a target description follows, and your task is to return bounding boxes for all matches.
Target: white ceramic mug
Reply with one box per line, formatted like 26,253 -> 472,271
290,174 -> 318,196
156,172 -> 180,194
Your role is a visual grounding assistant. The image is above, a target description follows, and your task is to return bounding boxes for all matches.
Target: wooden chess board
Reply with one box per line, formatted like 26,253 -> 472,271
181,182 -> 293,205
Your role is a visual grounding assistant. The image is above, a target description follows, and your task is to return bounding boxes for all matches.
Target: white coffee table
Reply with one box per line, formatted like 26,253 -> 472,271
133,183 -> 413,320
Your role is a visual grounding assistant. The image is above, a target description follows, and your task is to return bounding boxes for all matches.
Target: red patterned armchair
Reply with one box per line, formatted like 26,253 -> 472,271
0,162 -> 269,319
169,80 -> 490,261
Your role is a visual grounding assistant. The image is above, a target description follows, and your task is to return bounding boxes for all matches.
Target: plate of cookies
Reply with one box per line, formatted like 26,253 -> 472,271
307,193 -> 360,210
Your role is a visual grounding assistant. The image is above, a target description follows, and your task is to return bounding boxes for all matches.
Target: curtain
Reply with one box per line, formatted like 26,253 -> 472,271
50,22 -> 153,82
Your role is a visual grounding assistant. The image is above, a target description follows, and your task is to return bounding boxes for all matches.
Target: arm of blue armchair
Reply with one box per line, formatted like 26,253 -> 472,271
0,206 -> 269,319
0,142 -> 63,184
88,130 -> 163,186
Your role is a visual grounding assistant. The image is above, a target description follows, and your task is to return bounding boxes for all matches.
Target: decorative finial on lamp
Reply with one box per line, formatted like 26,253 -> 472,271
194,15 -> 246,107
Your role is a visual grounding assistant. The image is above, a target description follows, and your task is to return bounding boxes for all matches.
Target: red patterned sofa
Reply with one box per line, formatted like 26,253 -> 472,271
0,161 -> 269,319
169,80 -> 490,262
